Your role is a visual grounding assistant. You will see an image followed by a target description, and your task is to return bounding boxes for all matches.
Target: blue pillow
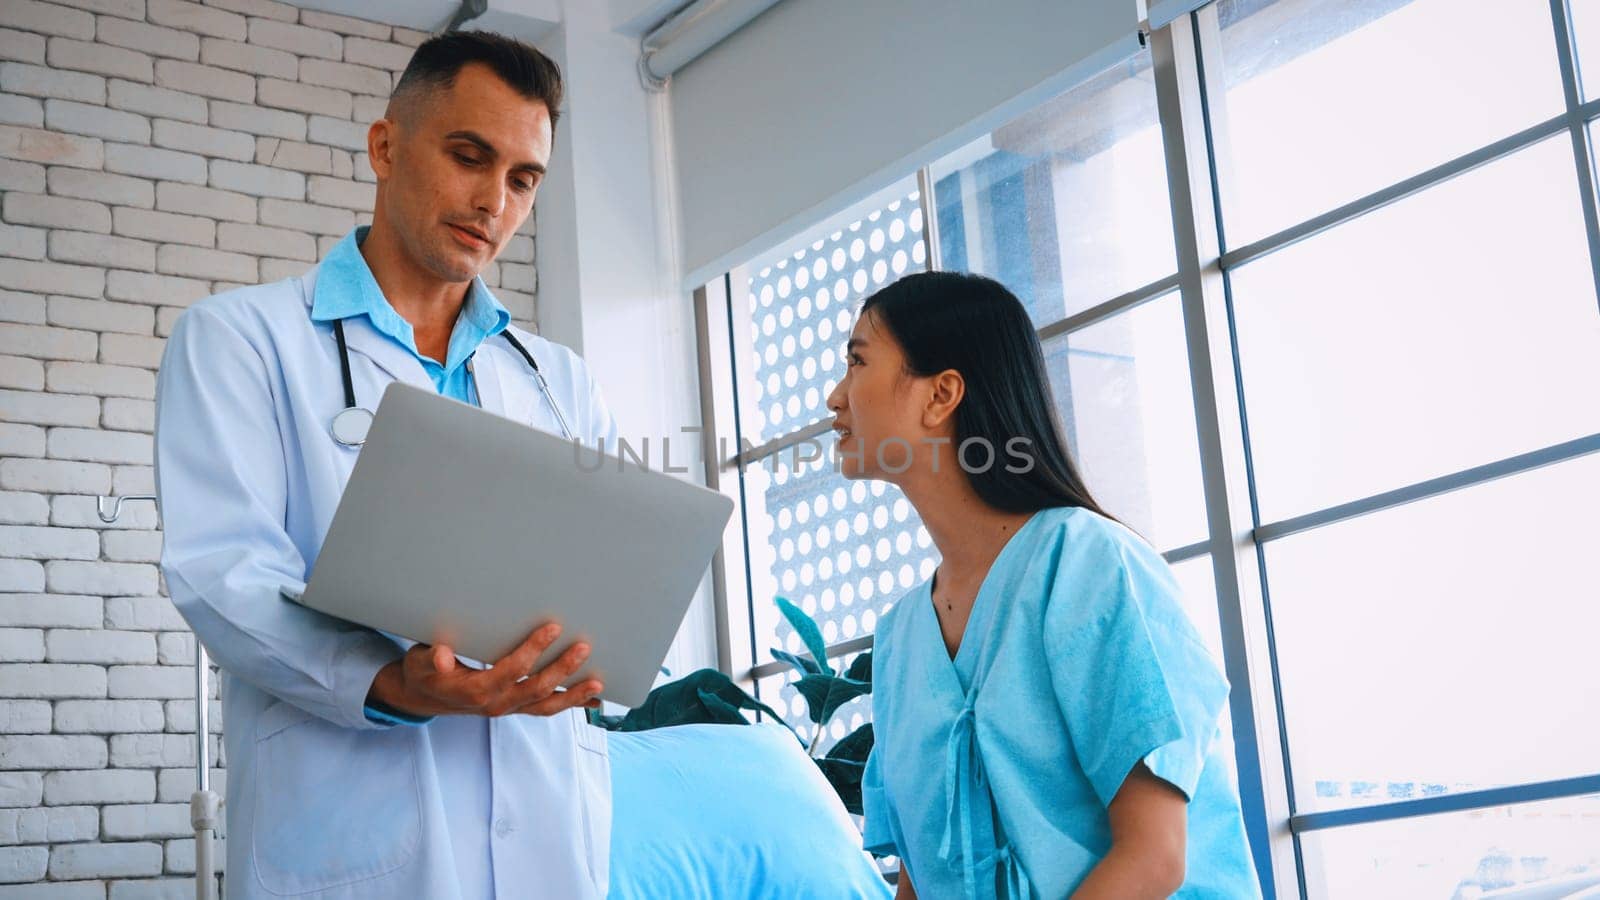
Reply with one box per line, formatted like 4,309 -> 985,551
607,723 -> 891,900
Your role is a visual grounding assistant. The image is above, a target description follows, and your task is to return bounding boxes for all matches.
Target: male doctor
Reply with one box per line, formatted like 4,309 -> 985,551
154,31 -> 619,899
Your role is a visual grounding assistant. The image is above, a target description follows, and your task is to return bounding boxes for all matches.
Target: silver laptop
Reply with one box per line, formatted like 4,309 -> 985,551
288,381 -> 734,709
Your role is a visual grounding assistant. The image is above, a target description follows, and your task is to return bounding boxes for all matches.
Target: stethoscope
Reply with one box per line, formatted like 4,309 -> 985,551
328,318 -> 574,446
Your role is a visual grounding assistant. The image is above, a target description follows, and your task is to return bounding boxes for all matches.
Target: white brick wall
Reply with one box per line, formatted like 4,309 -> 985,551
0,1 -> 539,892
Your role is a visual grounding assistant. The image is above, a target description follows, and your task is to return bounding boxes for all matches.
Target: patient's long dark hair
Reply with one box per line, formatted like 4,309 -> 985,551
859,271 -> 1114,519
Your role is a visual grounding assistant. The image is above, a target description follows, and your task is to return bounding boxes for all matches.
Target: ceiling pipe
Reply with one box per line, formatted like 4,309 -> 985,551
443,0 -> 489,33
638,0 -> 783,89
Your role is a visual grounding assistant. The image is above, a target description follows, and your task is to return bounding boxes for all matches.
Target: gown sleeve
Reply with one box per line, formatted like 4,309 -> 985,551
861,620 -> 902,859
861,745 -> 900,857
1042,521 -> 1230,807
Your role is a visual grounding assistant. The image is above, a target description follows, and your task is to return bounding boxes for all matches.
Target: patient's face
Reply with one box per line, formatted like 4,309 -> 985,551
826,310 -> 933,481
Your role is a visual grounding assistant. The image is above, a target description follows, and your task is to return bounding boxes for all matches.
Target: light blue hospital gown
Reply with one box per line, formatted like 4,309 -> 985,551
862,506 -> 1261,899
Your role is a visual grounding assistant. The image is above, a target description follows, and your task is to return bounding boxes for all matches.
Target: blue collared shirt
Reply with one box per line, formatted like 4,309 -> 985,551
310,225 -> 512,406
313,226 -> 512,726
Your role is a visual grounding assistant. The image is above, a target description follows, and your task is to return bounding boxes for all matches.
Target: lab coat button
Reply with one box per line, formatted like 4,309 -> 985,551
494,818 -> 512,837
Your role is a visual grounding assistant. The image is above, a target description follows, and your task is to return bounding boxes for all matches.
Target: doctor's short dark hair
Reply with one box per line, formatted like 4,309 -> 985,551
391,29 -> 564,130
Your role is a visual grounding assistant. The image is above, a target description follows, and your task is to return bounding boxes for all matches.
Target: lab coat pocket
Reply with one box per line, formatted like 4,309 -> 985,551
572,713 -> 612,897
252,700 -> 423,895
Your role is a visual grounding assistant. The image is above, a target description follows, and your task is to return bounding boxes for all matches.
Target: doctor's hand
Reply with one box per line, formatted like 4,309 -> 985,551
366,624 -> 604,719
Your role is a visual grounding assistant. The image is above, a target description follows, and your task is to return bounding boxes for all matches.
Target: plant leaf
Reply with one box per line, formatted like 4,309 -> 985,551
776,596 -> 833,677
816,757 -> 866,815
825,723 -> 874,764
604,668 -> 790,733
842,650 -> 872,686
794,673 -> 871,725
769,648 -> 824,676
693,688 -> 765,726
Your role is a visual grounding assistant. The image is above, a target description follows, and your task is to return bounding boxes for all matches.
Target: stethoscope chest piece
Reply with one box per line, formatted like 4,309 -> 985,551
331,406 -> 373,446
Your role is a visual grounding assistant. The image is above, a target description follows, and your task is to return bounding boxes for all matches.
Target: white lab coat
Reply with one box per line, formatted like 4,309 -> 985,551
153,260 -> 621,899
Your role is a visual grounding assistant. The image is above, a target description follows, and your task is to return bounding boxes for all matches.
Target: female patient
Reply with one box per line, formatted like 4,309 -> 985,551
834,272 -> 1259,899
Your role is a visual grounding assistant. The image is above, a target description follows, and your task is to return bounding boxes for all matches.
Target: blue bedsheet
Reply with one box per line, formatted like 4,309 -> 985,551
607,723 -> 892,899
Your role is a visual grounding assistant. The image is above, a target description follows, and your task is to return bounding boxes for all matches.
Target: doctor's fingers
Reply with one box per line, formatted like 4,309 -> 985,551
483,623 -> 566,692
508,680 -> 605,718
482,641 -> 592,711
459,642 -> 590,715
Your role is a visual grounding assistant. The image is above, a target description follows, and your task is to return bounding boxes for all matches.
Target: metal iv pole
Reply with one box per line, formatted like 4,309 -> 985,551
99,495 -> 222,900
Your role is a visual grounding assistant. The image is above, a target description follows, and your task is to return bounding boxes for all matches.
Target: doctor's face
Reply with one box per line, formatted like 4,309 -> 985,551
372,62 -> 552,283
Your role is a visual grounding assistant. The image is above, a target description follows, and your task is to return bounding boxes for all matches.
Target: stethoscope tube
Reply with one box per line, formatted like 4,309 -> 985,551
329,318 -> 574,446
492,328 -> 576,442
334,317 -> 357,410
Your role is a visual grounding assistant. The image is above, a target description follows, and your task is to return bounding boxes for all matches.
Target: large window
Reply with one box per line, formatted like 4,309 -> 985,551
1226,136 -> 1600,521
1208,0 -> 1566,245
697,0 -> 1600,896
1202,0 -> 1600,896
